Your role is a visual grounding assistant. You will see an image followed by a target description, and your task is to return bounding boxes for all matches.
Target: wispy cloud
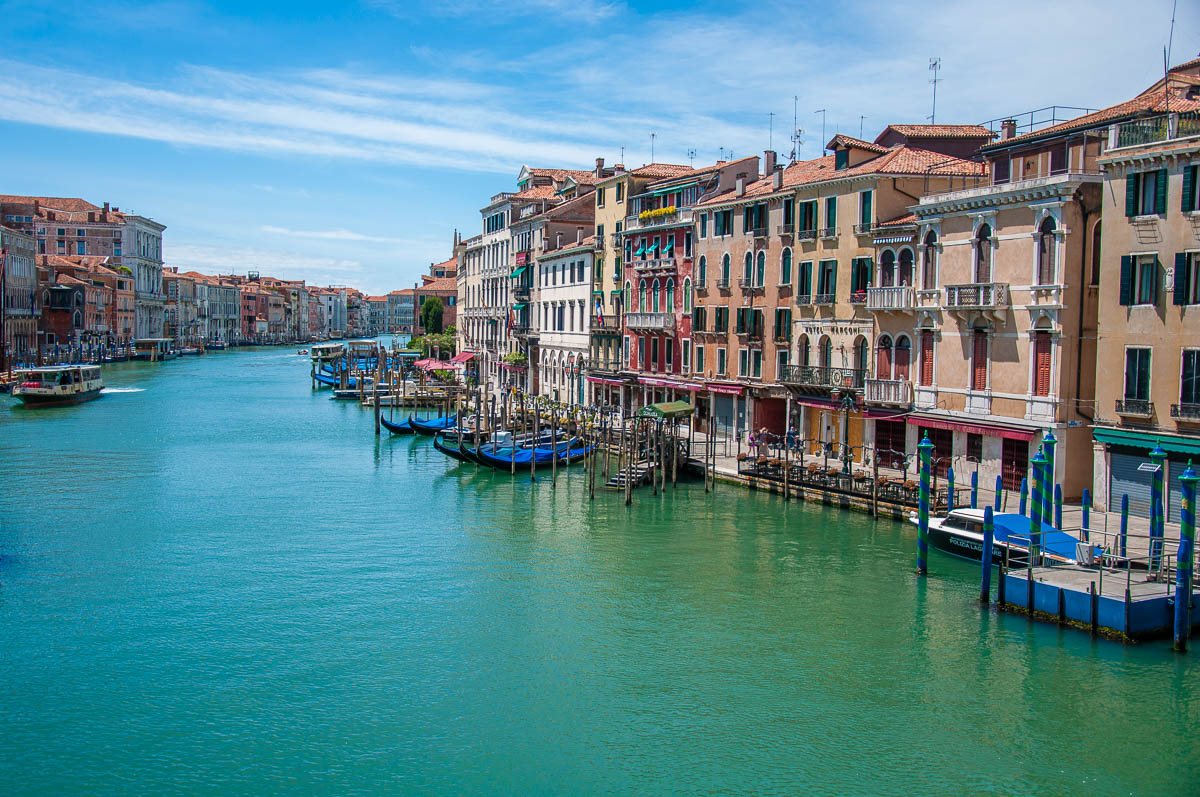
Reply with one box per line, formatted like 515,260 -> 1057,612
364,0 -> 624,23
260,225 -> 411,245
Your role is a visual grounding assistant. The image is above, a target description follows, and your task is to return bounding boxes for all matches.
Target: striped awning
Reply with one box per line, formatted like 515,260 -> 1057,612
873,235 -> 914,245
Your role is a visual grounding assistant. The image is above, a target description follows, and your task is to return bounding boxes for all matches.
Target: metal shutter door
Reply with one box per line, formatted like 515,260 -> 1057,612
1109,448 -> 1154,518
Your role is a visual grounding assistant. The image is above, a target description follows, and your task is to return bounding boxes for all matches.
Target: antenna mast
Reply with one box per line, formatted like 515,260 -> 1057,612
928,57 -> 942,124
814,109 -> 826,151
768,112 -> 775,151
650,131 -> 656,163
687,148 -> 696,168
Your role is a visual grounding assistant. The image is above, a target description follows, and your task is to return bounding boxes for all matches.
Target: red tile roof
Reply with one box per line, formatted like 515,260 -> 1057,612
419,277 -> 457,292
877,124 -> 995,141
527,168 -> 597,183
630,163 -> 694,179
510,185 -> 557,200
877,212 -> 918,227
826,134 -> 890,154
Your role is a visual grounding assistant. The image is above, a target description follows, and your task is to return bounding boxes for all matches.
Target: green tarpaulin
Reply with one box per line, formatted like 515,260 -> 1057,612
638,400 -> 694,419
1093,427 -> 1200,457
510,265 -> 529,280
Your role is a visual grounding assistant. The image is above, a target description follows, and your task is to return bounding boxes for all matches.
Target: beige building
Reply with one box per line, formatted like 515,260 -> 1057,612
1089,56 -> 1200,517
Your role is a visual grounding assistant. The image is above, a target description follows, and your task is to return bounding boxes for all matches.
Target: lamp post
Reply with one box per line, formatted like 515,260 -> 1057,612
834,386 -> 857,474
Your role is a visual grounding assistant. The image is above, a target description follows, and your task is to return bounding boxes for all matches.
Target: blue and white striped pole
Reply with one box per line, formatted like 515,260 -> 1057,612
1174,462 -> 1197,653
917,435 -> 933,577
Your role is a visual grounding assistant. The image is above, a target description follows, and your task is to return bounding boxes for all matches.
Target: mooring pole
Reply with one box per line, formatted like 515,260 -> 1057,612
1081,487 -> 1091,542
994,474 -> 1003,512
917,434 -> 932,576
970,470 -> 978,509
1019,477 -> 1028,517
947,466 -> 955,512
981,506 -> 995,603
1042,430 -> 1057,525
1030,448 -> 1047,567
1150,443 -> 1167,574
1173,462 -> 1197,653
1054,484 -> 1063,531
1120,494 -> 1129,559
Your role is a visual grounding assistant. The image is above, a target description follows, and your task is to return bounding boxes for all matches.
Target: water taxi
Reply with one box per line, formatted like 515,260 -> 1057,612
914,507 -> 1096,566
310,342 -> 345,366
12,365 -> 104,406
132,338 -> 177,361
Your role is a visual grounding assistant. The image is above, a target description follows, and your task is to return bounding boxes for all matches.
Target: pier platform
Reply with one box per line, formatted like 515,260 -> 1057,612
1001,565 -> 1199,641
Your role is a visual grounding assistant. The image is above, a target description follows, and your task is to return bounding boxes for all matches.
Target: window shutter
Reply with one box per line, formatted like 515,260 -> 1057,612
850,258 -> 860,293
1119,255 -> 1134,306
1174,252 -> 1190,305
829,262 -> 837,296
1034,332 -> 1051,396
1125,173 -> 1138,217
920,331 -> 934,386
800,261 -> 811,295
895,343 -> 910,381
1183,166 -> 1196,213
865,257 -> 874,287
1155,168 -> 1168,215
972,332 -> 988,391
1154,256 -> 1162,303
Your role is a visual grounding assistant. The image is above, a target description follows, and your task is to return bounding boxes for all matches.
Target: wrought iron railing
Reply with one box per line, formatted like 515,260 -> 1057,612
1116,398 -> 1153,416
796,228 -> 817,241
813,293 -> 836,305
944,282 -> 1009,309
737,277 -> 764,291
781,365 -> 866,390
1171,402 -> 1200,420
818,227 -> 837,238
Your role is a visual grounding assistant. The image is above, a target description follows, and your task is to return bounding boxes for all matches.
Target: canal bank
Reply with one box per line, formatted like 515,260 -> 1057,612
2,346 -> 1198,794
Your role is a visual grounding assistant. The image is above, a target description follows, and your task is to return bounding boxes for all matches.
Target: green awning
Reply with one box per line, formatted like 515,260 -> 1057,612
663,239 -> 674,254
512,302 -> 528,311
651,181 -> 697,196
487,318 -> 498,324
645,243 -> 658,255
592,289 -> 605,295
634,246 -> 645,256
510,265 -> 529,279
1093,427 -> 1200,457
638,400 -> 694,419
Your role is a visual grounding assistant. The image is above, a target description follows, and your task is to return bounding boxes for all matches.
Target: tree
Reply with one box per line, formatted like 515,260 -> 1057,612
420,295 -> 444,333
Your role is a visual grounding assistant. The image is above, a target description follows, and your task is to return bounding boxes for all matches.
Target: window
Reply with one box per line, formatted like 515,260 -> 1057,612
859,190 -> 873,229
721,253 -> 731,285
1034,331 -> 1052,397
797,335 -> 810,365
922,231 -> 938,289
971,329 -> 989,391
652,279 -> 660,312
974,224 -> 992,282
876,335 -> 893,378
895,336 -> 911,380
639,280 -> 647,312
819,337 -> 832,369
919,330 -> 935,386
650,338 -> 659,369
751,349 -> 762,378
824,196 -> 837,231
616,182 -> 624,202
799,200 -> 817,232
817,259 -> 837,300
1001,438 -> 1028,491
695,344 -> 705,373
782,198 -> 794,227
1124,347 -> 1151,401
76,241 -> 85,255
698,256 -> 707,286
835,149 -> 849,170
1049,143 -> 1067,175
596,187 -> 605,207
755,251 -> 766,286
1173,252 -> 1200,306
1184,164 -> 1199,213
850,257 -> 872,299
682,279 -> 692,313
638,337 -> 645,367
879,250 -> 896,287
714,306 -> 728,332
781,248 -> 792,285
1037,218 -> 1057,284
993,157 -> 1011,184
682,340 -> 690,370
738,348 -> 748,377
774,308 -> 791,340
798,261 -> 813,299
1120,254 -> 1159,306
854,338 -> 868,373
699,212 -> 708,238
666,279 -> 675,311
777,349 -> 789,377
716,347 -> 727,375
692,306 -> 706,331
1182,350 -> 1200,405
898,248 -> 914,287
743,252 -> 752,284
714,210 -> 733,236
1126,168 -> 1168,217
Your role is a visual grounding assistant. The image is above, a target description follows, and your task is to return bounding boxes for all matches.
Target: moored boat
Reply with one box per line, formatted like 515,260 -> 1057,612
380,415 -> 416,434
12,365 -> 104,406
131,338 -> 177,361
410,413 -> 459,435
913,508 -> 1098,566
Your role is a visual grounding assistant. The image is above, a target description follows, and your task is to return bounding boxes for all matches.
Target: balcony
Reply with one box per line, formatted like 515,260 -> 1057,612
513,285 -> 531,302
626,207 -> 694,231
625,312 -> 674,331
738,326 -> 764,342
632,256 -> 679,274
1110,113 -> 1200,150
795,228 -> 817,242
585,357 -> 623,374
944,282 -> 1009,320
715,278 -> 731,290
781,364 -> 866,393
853,222 -> 875,236
795,293 -> 812,306
866,286 -> 914,312
1116,398 -> 1153,417
590,314 -> 621,333
850,290 -> 867,306
737,277 -> 764,292
778,223 -> 794,238
610,231 -> 622,248
1172,403 -> 1200,421
818,227 -> 838,239
813,293 -> 836,306
865,378 -> 912,406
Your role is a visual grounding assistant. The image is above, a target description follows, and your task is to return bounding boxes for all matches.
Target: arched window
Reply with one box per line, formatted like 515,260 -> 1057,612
1037,217 -> 1056,285
721,253 -> 731,285
698,255 -> 707,286
743,251 -> 753,284
756,251 -> 766,286
665,279 -> 675,311
797,334 -> 810,366
922,231 -> 938,290
623,280 -> 631,312
854,336 -> 868,373
819,335 -> 833,369
682,278 -> 692,313
880,250 -> 896,287
895,335 -> 912,380
73,311 -> 82,328
652,279 -> 660,313
639,280 -> 647,313
974,224 -> 992,283
899,248 -> 914,287
876,334 -> 893,379
781,248 -> 793,285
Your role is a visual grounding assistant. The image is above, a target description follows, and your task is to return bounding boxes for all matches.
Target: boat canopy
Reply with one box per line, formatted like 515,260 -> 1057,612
638,400 -> 694,419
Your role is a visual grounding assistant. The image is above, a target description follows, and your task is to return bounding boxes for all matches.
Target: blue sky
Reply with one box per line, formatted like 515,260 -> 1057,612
0,0 -> 1196,294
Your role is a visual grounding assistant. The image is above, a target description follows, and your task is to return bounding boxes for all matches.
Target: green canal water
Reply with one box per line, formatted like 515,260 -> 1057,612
1,347 -> 1198,795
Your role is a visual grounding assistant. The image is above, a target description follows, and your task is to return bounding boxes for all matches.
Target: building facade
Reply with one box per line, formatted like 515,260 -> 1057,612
2,226 -> 38,366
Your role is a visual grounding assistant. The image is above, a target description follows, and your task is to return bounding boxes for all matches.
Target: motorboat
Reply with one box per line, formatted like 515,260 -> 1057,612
914,507 -> 1098,566
12,365 -> 104,406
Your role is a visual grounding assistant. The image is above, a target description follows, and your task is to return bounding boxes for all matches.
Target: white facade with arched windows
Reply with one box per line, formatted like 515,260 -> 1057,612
534,239 -> 594,404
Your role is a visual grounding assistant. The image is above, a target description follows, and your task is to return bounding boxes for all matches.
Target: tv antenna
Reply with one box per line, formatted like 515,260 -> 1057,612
768,111 -> 775,151
650,131 -> 656,163
687,148 -> 696,168
859,115 -> 868,139
928,58 -> 942,123
1167,0 -> 1178,67
814,109 -> 826,151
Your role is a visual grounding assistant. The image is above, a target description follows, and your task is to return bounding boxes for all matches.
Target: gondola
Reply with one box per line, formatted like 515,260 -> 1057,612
380,415 -> 415,434
433,431 -> 476,462
474,438 -> 591,470
409,413 -> 459,435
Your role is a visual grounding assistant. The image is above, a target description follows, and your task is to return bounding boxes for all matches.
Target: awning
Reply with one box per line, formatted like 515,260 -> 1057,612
592,289 -> 605,295
663,239 -> 675,254
638,376 -> 702,391
510,265 -> 529,279
705,382 -> 744,395
415,358 -> 461,371
634,246 -> 646,256
872,235 -> 914,245
651,181 -> 697,196
1093,427 -> 1200,457
511,302 -> 528,311
905,415 -> 1037,441
645,244 -> 658,255
587,376 -> 625,386
638,400 -> 694,419
450,351 -> 477,363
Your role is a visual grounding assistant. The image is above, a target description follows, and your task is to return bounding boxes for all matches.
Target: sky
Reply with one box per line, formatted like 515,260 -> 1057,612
0,0 -> 1196,295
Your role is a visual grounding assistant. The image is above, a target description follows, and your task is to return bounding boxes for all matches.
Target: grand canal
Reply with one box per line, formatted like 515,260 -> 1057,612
1,346 -> 1197,794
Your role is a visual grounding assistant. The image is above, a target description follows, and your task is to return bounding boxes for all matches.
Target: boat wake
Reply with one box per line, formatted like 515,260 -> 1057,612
100,387 -> 145,394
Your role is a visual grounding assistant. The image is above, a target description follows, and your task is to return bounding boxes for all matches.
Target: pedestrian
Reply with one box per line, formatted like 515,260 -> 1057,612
786,424 -> 797,452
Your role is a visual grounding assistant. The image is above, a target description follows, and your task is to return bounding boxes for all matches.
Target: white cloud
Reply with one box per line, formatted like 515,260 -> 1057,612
259,225 -> 414,245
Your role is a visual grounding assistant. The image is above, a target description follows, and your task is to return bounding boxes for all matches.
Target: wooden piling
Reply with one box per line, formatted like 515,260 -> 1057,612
981,506 -> 994,603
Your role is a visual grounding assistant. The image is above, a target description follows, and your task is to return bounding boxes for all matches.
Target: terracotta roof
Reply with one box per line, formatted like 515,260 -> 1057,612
1,195 -> 101,212
826,134 -> 890,154
527,168 -> 596,183
510,185 -> 557,200
985,70 -> 1200,149
629,163 -> 694,178
877,212 -> 918,227
419,277 -> 457,292
1169,53 -> 1200,74
366,295 -> 388,302
877,124 -> 996,141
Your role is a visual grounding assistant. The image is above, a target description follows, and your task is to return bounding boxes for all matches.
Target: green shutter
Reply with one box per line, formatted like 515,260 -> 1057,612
1125,173 -> 1138,217
800,261 -> 811,295
1119,255 -> 1133,306
1175,252 -> 1190,305
828,261 -> 838,297
850,258 -> 859,292
1154,256 -> 1162,302
826,197 -> 837,228
865,257 -> 874,287
1183,166 -> 1196,213
1155,168 -> 1168,215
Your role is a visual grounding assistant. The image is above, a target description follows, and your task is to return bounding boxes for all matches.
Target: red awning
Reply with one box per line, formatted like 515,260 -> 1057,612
638,376 -> 703,391
704,382 -> 744,395
450,351 -> 477,363
415,358 -> 461,371
905,415 -> 1037,441
587,376 -> 624,386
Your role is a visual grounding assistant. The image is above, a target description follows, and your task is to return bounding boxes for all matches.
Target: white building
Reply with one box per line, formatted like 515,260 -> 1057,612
123,214 -> 166,339
534,235 -> 594,404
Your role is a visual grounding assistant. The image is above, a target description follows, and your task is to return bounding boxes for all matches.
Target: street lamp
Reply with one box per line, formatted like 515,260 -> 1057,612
833,386 -> 858,474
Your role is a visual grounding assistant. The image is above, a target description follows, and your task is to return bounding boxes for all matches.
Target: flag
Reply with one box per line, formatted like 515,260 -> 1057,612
506,308 -> 514,332
595,299 -> 604,327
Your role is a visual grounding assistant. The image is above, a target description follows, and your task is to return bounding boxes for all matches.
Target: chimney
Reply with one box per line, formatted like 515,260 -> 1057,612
735,177 -> 746,197
772,168 -> 783,190
103,202 -> 110,212
763,150 -> 777,176
88,211 -> 95,222
47,211 -> 55,221
34,200 -> 40,214
594,157 -> 605,178
577,225 -> 584,243
1000,119 -> 1017,140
